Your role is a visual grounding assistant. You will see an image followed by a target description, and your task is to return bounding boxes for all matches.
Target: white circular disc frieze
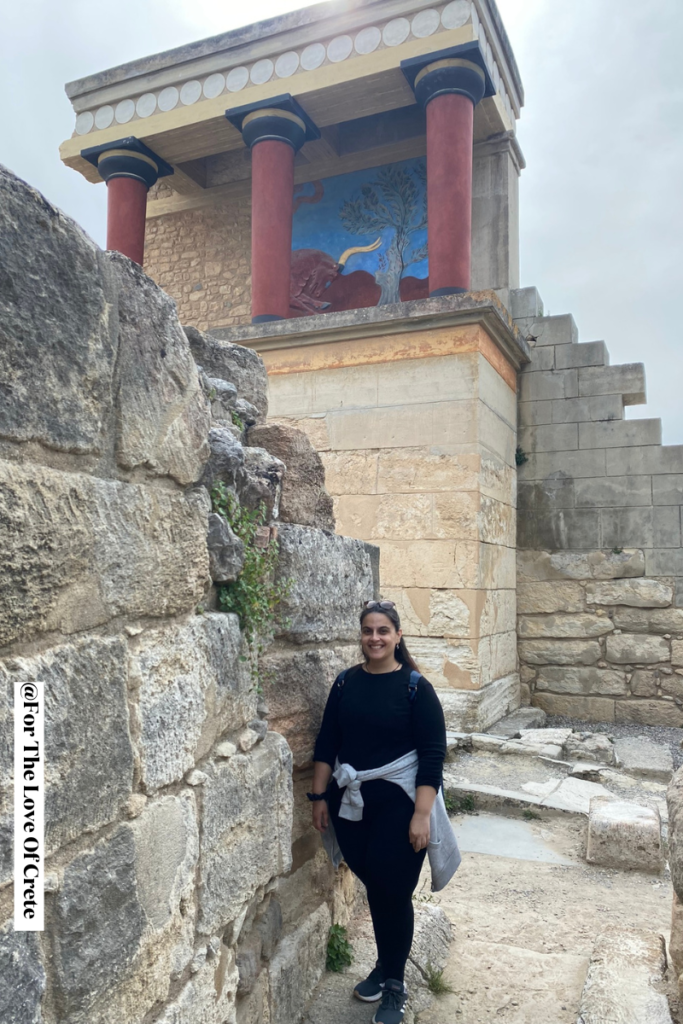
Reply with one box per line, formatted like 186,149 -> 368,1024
203,73 -> 225,98
327,35 -> 353,62
115,99 -> 135,124
354,26 -> 381,54
95,105 -> 114,129
180,80 -> 202,105
441,0 -> 471,30
382,18 -> 410,46
411,9 -> 440,37
301,42 -> 326,70
275,51 -> 299,77
75,111 -> 94,135
158,87 -> 179,111
226,66 -> 249,92
250,59 -> 274,84
136,93 -> 157,117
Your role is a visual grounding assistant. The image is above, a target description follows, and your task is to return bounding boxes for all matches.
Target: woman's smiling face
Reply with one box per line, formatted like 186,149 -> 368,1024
360,612 -> 402,665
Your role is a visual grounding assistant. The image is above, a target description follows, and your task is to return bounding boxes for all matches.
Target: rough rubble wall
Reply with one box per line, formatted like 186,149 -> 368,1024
514,286 -> 683,726
0,164 -> 374,1024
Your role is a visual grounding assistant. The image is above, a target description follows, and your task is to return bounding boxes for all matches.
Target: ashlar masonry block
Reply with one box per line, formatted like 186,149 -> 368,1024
578,363 -> 646,405
514,313 -> 578,347
579,418 -> 662,450
586,797 -> 663,872
554,340 -> 608,370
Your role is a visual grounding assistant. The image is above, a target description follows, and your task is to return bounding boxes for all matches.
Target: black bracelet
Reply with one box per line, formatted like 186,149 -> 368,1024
306,791 -> 328,802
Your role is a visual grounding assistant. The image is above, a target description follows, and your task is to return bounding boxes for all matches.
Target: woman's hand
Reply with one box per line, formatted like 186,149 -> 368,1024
409,810 -> 430,852
312,799 -> 329,833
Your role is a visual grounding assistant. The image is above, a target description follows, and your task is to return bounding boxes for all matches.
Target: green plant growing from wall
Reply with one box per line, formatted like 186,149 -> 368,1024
211,482 -> 291,681
326,924 -> 353,972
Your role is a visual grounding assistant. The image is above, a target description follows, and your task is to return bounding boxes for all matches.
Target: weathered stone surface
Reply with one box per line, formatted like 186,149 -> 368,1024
131,613 -> 253,792
275,526 -> 374,643
518,639 -> 601,665
257,896 -> 283,961
201,426 -> 246,493
501,737 -> 564,758
606,634 -> 670,664
199,733 -> 293,934
109,254 -> 210,485
586,578 -> 674,609
485,706 -> 547,737
259,644 -> 357,766
518,614 -> 613,638
669,767 -> 683,901
565,732 -> 615,765
240,446 -> 285,518
631,670 -> 661,697
248,423 -> 335,530
516,580 -> 585,614
673,639 -> 683,666
405,904 -> 452,1014
155,954 -> 238,1024
613,607 -> 683,634
185,326 -> 268,420
0,164 -> 113,455
671,894 -> 683,980
438,673 -> 520,732
207,512 -> 245,582
586,797 -> 663,872
268,903 -> 331,1024
0,636 -> 134,883
0,460 -> 208,648
536,667 -> 627,696
613,736 -> 674,781
616,700 -> 683,728
533,693 -> 615,723
517,549 -> 645,582
0,920 -> 45,1024
577,927 -> 670,1023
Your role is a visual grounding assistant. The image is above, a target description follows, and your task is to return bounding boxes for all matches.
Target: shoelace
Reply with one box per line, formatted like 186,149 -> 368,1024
381,986 -> 405,1011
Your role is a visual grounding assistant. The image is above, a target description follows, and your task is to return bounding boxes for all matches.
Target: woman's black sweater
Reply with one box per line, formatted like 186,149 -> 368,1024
313,663 -> 447,792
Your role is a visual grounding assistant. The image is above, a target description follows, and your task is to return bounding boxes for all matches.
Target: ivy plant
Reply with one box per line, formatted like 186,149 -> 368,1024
326,924 -> 353,972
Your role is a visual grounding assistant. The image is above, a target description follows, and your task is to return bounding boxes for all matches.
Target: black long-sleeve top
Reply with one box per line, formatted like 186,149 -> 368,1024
313,663 -> 447,792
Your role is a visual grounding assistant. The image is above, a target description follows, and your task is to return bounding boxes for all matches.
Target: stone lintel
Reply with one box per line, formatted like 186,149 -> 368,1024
211,292 -> 531,376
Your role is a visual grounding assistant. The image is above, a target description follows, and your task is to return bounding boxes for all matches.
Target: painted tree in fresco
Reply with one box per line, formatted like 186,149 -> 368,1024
338,162 -> 428,304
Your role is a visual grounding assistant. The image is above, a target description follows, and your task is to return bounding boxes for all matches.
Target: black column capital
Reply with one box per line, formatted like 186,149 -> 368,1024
226,93 -> 320,152
401,41 -> 495,108
81,137 -> 173,188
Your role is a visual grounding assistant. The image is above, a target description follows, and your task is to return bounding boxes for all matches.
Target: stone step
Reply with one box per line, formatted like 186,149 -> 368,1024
484,706 -> 548,738
576,927 -> 672,1023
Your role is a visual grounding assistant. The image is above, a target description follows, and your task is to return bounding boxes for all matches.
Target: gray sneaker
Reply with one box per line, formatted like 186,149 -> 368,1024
372,978 -> 408,1024
353,960 -> 384,1002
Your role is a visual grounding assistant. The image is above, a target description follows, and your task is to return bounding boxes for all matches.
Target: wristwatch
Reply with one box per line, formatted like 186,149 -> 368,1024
306,791 -> 328,802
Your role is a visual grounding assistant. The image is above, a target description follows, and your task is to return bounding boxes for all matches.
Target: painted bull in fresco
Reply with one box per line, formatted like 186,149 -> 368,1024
289,238 -> 381,314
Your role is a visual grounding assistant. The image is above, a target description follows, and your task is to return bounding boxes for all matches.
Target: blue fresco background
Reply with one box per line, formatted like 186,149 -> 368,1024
291,156 -> 429,280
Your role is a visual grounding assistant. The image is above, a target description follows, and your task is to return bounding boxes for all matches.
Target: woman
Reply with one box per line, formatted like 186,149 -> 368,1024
309,600 -> 450,1024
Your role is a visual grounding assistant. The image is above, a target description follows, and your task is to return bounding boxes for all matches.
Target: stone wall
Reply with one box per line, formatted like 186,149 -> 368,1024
0,164 -> 374,1024
514,286 -> 683,725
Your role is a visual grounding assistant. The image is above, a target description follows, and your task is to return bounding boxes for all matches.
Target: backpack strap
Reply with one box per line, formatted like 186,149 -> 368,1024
408,669 -> 422,703
336,668 -> 350,691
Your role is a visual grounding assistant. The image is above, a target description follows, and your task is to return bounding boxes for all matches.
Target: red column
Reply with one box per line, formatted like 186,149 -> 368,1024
106,176 -> 148,266
250,140 -> 296,322
426,93 -> 474,296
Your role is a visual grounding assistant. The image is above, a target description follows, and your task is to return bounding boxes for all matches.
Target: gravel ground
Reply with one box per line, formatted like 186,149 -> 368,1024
544,714 -> 683,771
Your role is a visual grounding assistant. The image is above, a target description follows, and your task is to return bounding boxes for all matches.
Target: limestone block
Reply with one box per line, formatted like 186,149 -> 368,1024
518,639 -> 601,666
259,644 -> 357,766
380,540 -> 479,590
376,447 -> 480,495
108,254 -> 210,485
577,927 -> 670,1023
268,903 -> 331,1024
574,475 -> 653,508
606,634 -> 670,664
240,446 -> 285,519
199,733 -> 293,934
519,368 -> 578,402
533,693 -> 615,722
409,633 -> 515,690
517,580 -> 585,614
201,426 -> 246,494
565,733 -> 615,765
510,285 -> 544,319
516,548 -> 644,581
479,542 -> 516,589
515,313 -> 577,347
500,732 -> 566,758
432,492 -> 481,541
0,919 -> 45,1024
631,669 -> 660,697
53,794 -> 198,1023
616,700 -> 683,728
613,607 -> 683,634
518,613 -> 613,639
551,394 -> 624,424
587,578 -> 673,609
555,340 -> 608,369
670,893 -> 683,980
613,736 -> 673,781
320,449 -> 379,496
336,492 -> 435,541
275,526 -> 374,643
480,453 -> 517,506
155,954 -> 238,1024
586,797 -> 663,871
248,423 -> 335,530
131,613 -> 253,792
437,673 -> 520,732
405,904 -> 452,1014
0,636 -> 134,884
607,444 -> 683,477
535,666 -> 627,696
486,706 -> 547,737
578,362 -> 646,405
518,422 -> 579,454
0,164 -> 113,455
478,496 -> 516,546
673,639 -> 683,666
185,325 -> 268,420
0,460 -> 208,647
579,417 -> 661,450
668,767 -> 683,901
207,512 -> 245,583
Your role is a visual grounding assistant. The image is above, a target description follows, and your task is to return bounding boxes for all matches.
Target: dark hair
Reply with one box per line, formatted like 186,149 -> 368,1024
359,604 -> 419,672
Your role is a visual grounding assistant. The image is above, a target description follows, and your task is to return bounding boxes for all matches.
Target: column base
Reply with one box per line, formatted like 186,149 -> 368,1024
430,286 -> 468,297
252,314 -> 284,324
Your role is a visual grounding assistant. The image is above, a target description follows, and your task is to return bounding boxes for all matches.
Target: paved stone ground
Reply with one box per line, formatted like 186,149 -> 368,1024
545,715 -> 683,770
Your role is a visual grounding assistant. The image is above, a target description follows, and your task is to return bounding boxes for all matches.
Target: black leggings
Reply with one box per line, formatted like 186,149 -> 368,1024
328,779 -> 427,983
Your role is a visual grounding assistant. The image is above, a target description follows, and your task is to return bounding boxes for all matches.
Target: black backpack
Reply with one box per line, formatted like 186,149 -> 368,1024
336,666 -> 422,703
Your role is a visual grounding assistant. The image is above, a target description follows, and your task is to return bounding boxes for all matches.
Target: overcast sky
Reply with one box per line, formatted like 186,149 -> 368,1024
3,0 -> 682,442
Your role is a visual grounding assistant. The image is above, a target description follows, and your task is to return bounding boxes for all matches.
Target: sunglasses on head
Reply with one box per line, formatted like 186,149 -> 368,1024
363,600 -> 396,611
